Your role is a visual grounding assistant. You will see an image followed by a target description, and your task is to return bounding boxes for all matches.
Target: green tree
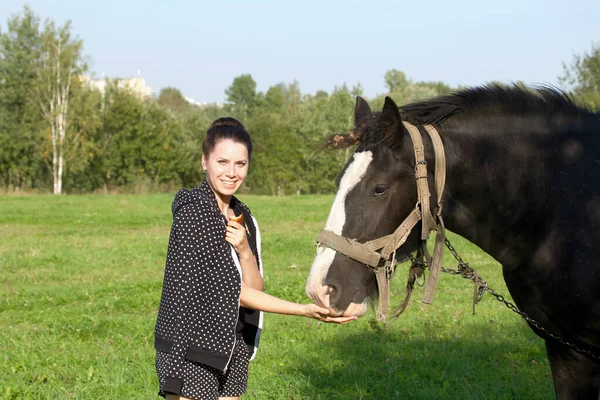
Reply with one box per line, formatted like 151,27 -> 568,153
89,83 -> 190,193
0,6 -> 44,191
415,80 -> 453,96
246,82 -> 298,195
91,81 -> 146,191
397,84 -> 438,103
560,42 -> 600,111
225,74 -> 258,121
138,100 -> 184,188
174,103 -> 225,187
157,87 -> 190,114
384,69 -> 410,93
61,82 -> 103,192
373,70 -> 458,109
300,84 -> 355,194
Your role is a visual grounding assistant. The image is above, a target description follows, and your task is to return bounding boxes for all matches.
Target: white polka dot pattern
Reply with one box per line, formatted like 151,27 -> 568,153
154,181 -> 262,398
156,339 -> 250,399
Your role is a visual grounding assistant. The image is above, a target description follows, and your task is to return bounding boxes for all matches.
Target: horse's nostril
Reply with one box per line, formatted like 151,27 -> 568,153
326,285 -> 334,296
326,284 -> 343,309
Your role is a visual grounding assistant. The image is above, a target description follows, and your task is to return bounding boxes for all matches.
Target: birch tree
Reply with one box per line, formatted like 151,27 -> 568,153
36,19 -> 84,194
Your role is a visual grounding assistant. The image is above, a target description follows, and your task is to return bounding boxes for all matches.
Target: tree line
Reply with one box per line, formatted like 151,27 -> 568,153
1,6 -> 599,195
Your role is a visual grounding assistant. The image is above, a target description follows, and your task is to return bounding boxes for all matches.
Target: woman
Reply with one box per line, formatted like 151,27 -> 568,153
154,117 -> 354,400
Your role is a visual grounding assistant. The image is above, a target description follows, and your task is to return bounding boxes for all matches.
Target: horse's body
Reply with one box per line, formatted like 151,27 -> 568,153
305,86 -> 600,399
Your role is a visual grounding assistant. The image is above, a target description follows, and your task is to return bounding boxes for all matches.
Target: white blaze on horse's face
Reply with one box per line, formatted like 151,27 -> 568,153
305,150 -> 373,317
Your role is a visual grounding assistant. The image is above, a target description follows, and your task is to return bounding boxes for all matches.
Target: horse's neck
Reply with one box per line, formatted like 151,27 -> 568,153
435,119 -> 554,267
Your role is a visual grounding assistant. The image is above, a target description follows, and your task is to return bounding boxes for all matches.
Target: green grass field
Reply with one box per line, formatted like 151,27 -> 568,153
0,194 -> 554,399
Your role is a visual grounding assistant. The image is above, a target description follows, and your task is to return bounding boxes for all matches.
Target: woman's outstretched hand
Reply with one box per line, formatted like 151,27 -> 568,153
302,304 -> 357,324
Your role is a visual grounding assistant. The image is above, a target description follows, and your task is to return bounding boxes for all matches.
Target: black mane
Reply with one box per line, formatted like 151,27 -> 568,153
398,84 -> 589,126
325,84 -> 592,151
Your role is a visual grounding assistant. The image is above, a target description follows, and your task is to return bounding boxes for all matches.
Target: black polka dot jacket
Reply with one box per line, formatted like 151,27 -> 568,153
154,180 -> 263,373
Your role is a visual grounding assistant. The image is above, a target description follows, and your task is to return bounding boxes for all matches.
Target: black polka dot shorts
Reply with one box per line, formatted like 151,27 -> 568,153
156,339 -> 250,399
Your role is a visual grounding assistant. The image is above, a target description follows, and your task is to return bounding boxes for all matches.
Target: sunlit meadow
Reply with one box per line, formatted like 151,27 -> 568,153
0,194 -> 553,399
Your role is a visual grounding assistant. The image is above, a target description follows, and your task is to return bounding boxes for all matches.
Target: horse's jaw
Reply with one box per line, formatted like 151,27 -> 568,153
339,301 -> 367,318
305,247 -> 368,318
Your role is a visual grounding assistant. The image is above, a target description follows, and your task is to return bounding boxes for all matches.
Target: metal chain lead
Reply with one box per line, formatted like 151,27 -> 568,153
408,238 -> 600,360
442,238 -> 486,301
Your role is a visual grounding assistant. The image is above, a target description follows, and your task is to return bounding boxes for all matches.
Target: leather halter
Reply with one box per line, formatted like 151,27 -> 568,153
316,122 -> 447,322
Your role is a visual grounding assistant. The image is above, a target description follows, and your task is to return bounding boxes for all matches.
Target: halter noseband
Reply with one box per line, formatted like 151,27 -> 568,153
316,122 -> 447,322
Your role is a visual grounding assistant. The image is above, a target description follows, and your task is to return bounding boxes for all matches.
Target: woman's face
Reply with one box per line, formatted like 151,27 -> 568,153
202,139 -> 249,199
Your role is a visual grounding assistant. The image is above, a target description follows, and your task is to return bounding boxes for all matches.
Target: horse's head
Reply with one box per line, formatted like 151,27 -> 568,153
306,96 -> 424,317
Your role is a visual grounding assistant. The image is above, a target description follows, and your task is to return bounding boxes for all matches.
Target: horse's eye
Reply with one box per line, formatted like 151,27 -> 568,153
373,184 -> 388,197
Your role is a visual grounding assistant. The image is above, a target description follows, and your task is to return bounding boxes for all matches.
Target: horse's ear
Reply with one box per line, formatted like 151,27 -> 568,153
354,96 -> 371,127
381,96 -> 401,126
380,96 -> 407,150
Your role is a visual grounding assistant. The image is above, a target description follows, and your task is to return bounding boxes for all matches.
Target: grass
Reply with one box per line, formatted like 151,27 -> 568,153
0,194 -> 554,399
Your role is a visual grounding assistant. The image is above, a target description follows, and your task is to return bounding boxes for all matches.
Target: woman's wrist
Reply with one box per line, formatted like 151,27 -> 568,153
237,248 -> 254,259
298,304 -> 311,317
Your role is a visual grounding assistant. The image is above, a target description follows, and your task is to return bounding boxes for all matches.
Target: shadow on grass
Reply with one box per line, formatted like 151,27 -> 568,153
258,319 -> 554,400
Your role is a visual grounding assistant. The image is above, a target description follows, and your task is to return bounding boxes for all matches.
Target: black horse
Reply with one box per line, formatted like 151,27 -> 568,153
305,85 -> 600,399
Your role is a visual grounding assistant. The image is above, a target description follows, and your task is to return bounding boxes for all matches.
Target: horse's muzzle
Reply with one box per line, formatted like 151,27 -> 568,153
306,246 -> 368,318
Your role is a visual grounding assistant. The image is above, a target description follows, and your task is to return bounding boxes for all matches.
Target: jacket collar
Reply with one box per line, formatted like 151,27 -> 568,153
199,179 -> 241,217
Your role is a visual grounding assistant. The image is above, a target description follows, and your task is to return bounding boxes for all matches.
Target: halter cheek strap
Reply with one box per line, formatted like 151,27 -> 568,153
402,122 -> 446,305
316,122 -> 447,322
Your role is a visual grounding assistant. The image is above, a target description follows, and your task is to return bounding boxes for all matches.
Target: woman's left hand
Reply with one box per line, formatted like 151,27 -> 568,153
225,220 -> 250,255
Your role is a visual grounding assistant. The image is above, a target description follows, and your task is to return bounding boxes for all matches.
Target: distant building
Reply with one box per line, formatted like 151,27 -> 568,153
183,96 -> 224,108
81,71 -> 152,98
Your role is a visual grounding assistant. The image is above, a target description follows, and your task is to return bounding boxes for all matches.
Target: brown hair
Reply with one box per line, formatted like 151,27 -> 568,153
202,117 -> 253,161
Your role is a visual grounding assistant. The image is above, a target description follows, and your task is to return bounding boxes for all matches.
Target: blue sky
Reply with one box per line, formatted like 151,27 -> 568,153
2,0 -> 598,103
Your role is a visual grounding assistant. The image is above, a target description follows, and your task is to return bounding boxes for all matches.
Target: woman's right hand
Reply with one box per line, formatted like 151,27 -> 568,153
225,220 -> 251,256
303,304 -> 357,324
